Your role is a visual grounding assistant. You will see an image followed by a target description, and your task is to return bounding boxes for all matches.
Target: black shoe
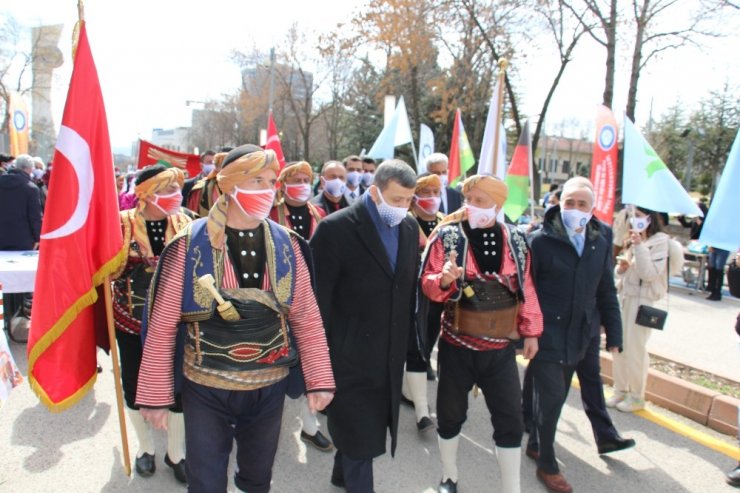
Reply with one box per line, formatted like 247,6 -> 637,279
400,394 -> 414,407
597,436 -> 636,455
301,430 -> 334,452
135,453 -> 155,477
426,364 -> 437,381
726,463 -> 740,487
438,478 -> 457,493
417,416 -> 436,432
164,454 -> 187,484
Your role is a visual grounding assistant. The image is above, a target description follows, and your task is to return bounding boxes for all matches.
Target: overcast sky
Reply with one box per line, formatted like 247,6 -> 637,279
4,0 -> 739,155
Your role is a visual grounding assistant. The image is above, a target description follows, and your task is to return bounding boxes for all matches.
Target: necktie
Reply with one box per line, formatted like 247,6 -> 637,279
350,192 -> 356,199
572,234 -> 584,256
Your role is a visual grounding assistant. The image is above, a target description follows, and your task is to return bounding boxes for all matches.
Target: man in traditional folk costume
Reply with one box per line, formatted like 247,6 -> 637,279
111,164 -> 193,482
136,145 -> 335,493
420,175 -> 543,493
185,150 -> 228,217
270,161 -> 333,452
403,172 -> 445,432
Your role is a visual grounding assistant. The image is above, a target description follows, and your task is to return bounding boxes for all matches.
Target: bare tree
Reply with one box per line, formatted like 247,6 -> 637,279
0,15 -> 37,141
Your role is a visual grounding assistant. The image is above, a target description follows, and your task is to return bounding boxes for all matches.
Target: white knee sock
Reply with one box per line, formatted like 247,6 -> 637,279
406,371 -> 430,421
166,411 -> 186,463
496,446 -> 521,493
300,396 -> 319,436
127,409 -> 155,458
439,435 -> 459,483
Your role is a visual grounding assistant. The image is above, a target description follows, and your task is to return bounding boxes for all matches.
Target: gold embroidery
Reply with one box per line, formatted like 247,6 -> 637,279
192,245 -> 212,309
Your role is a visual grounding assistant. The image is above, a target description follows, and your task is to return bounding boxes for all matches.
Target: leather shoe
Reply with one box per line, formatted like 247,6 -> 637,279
164,454 -> 187,484
438,478 -> 457,493
400,394 -> 414,407
135,452 -> 155,477
417,416 -> 436,432
727,463 -> 740,487
597,436 -> 636,455
536,469 -> 573,493
301,430 -> 334,452
526,446 -> 540,461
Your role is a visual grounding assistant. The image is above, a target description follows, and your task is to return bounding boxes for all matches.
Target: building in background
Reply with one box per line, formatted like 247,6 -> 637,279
535,135 -> 592,186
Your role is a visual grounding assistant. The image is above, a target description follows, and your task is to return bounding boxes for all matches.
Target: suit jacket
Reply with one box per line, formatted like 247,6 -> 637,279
309,199 -> 419,459
310,192 -> 349,217
442,186 -> 464,214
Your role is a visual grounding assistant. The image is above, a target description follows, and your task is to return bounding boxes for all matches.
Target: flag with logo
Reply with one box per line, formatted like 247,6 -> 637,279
590,105 -> 618,224
417,124 -> 434,173
699,128 -> 740,251
503,121 -> 532,222
27,23 -> 125,411
266,111 -> 286,170
622,117 -> 702,216
448,109 -> 475,186
137,139 -> 201,178
8,91 -> 30,156
477,81 -> 507,179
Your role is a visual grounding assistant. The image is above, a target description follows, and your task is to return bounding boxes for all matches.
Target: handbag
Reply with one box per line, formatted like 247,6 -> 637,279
727,262 -> 740,298
635,304 -> 668,330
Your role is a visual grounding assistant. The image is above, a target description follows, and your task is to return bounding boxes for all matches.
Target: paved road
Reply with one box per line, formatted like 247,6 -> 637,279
1,334 -> 737,493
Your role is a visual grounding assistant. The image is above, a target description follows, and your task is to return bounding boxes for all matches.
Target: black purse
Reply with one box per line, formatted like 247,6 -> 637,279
727,262 -> 740,298
635,304 -> 668,330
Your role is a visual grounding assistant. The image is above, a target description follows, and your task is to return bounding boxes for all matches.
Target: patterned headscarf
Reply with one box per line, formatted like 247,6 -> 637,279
462,174 -> 508,209
207,145 -> 279,248
131,166 -> 185,258
415,173 -> 442,193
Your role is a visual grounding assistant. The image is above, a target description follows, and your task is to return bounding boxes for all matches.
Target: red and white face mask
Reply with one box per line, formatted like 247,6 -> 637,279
150,191 -> 182,215
231,187 -> 276,220
284,183 -> 312,203
415,195 -> 441,215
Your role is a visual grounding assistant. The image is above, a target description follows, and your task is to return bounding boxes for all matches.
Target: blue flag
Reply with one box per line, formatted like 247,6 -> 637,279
623,117 -> 703,216
699,129 -> 740,251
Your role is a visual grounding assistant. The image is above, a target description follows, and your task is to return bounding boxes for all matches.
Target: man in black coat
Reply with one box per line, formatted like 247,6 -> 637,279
310,159 -> 419,493
425,153 -> 463,214
525,177 -> 626,493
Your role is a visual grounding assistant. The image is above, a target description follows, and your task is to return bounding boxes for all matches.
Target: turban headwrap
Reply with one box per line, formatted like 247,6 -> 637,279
462,175 -> 508,209
415,173 -> 442,193
207,145 -> 279,248
278,161 -> 313,185
132,165 -> 185,257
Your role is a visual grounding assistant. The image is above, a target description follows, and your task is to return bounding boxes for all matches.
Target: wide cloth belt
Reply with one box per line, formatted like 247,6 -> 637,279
449,278 -> 520,340
187,288 -> 298,373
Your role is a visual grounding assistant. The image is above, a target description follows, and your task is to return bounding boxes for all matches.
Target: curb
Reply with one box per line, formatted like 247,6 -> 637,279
600,351 -> 739,437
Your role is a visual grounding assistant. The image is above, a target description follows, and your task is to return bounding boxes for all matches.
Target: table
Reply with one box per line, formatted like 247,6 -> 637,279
0,251 -> 39,293
682,249 -> 707,291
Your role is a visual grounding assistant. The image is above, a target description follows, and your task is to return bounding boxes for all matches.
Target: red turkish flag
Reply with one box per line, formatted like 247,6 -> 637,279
266,111 -> 287,170
28,23 -> 124,411
137,139 -> 201,178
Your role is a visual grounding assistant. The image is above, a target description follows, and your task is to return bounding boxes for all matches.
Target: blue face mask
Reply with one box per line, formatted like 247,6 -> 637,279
361,172 -> 374,187
324,178 -> 346,198
347,171 -> 362,187
561,208 -> 592,232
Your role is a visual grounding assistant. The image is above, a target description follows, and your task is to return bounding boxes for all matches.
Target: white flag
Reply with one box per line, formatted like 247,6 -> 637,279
478,81 -> 506,180
393,96 -> 413,146
417,124 -> 434,173
368,96 -> 413,159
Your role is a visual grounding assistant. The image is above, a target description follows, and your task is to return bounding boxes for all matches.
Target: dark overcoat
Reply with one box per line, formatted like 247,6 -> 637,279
309,199 -> 419,459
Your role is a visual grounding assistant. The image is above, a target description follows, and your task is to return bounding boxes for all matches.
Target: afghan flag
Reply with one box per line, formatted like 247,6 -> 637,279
265,110 -> 287,170
448,108 -> 475,186
137,139 -> 201,178
503,120 -> 532,222
28,23 -> 125,411
590,105 -> 618,224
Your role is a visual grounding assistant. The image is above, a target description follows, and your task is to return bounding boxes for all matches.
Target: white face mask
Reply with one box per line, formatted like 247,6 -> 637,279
630,215 -> 651,232
202,164 -> 215,175
561,208 -> 592,232
284,183 -> 313,203
323,178 -> 346,198
361,172 -> 374,187
467,204 -> 497,229
376,188 -> 408,227
439,174 -> 449,187
346,171 -> 362,188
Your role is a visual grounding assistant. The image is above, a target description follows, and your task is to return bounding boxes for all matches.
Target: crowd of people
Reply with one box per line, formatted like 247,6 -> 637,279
0,146 -> 738,492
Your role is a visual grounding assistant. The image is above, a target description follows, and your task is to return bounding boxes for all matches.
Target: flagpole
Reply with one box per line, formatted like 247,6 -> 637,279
527,122 -> 535,218
104,277 -> 132,476
491,58 -> 508,176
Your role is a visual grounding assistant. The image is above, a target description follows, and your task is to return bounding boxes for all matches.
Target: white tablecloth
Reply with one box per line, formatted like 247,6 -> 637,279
0,251 -> 39,294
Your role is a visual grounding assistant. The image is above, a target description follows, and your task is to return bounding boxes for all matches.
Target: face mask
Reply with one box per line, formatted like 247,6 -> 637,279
376,188 -> 409,227
630,215 -> 651,232
284,183 -> 312,203
231,187 -> 275,220
467,204 -> 497,229
346,171 -> 362,187
415,195 -> 441,215
439,174 -> 449,187
151,191 -> 183,215
202,164 -> 215,175
561,208 -> 592,232
361,172 -> 374,187
32,169 -> 45,180
323,178 -> 346,198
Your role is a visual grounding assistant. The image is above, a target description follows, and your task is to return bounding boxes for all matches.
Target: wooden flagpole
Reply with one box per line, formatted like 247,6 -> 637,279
76,0 -> 131,476
491,58 -> 508,177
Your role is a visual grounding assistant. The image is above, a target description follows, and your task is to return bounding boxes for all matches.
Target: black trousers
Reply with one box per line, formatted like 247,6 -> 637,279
523,334 -> 618,444
406,302 -> 443,372
115,330 -> 182,412
333,450 -> 374,493
436,340 -> 523,447
182,377 -> 288,493
526,359 -> 576,474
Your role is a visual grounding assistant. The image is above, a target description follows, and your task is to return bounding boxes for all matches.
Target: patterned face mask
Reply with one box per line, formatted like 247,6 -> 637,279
231,187 -> 275,220
284,183 -> 312,203
415,195 -> 441,215
376,189 -> 408,227
150,191 -> 183,215
467,204 -> 497,229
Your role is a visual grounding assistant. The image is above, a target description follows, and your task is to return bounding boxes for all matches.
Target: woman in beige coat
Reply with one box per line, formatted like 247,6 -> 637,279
609,206 -> 669,412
